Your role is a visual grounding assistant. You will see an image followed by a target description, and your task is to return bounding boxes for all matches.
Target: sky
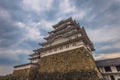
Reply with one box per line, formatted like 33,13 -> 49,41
0,0 -> 120,75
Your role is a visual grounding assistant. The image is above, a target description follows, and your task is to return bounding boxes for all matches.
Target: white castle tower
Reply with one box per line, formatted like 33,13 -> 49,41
29,17 -> 94,63
13,17 -> 103,80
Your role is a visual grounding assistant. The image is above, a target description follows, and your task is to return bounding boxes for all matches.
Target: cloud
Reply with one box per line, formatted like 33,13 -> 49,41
59,0 -> 76,14
0,48 -> 31,64
55,0 -> 89,21
86,25 -> 120,43
21,0 -> 53,13
15,19 -> 55,42
0,9 -> 11,21
16,22 -> 42,41
99,42 -> 120,51
94,52 -> 120,60
86,25 -> 120,55
0,48 -> 31,55
0,9 -> 24,48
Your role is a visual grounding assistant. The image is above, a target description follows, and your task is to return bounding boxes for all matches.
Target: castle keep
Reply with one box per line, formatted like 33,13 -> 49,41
13,17 -> 103,80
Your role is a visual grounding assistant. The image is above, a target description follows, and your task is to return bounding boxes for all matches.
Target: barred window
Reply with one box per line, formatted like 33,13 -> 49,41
116,65 -> 120,71
72,42 -> 76,46
104,66 -> 111,72
60,46 -> 63,50
66,44 -> 69,48
54,48 -> 57,51
49,50 -> 51,53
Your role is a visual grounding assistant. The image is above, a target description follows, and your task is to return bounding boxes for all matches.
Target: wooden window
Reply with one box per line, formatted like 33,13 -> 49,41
116,65 -> 120,71
110,75 -> 115,80
54,48 -> 57,51
66,44 -> 69,48
75,34 -> 78,38
104,66 -> 111,72
72,42 -> 76,46
49,50 -> 52,53
60,46 -> 63,50
118,78 -> 120,80
68,36 -> 71,40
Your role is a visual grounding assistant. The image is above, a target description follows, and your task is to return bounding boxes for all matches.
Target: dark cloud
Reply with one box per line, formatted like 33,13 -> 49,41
0,0 -> 25,48
93,39 -> 120,57
0,0 -> 33,72
0,0 -> 24,21
0,23 -> 23,48
97,48 -> 120,54
0,53 -> 29,66
0,0 -> 21,10
17,54 -> 29,65
73,0 -> 120,27
0,57 -> 17,65
23,40 -> 40,50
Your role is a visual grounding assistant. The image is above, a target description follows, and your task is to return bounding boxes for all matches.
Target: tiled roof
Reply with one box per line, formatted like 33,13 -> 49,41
95,58 -> 120,67
14,63 -> 38,68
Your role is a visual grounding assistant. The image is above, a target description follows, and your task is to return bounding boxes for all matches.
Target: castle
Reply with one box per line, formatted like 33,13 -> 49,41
13,17 -> 103,80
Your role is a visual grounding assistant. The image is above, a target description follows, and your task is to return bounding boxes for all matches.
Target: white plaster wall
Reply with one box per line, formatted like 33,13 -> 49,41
43,30 -> 81,47
31,59 -> 39,63
111,66 -> 118,72
50,33 -> 81,46
32,55 -> 39,58
41,41 -> 85,57
51,37 -> 67,46
14,65 -> 31,70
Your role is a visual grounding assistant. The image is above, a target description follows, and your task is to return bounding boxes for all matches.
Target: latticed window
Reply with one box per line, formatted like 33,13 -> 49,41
72,42 -> 76,46
49,50 -> 52,53
54,48 -> 57,51
60,46 -> 63,50
66,44 -> 69,48
110,75 -> 115,80
104,66 -> 111,72
75,34 -> 78,38
116,65 -> 120,71
44,51 -> 47,54
68,36 -> 71,40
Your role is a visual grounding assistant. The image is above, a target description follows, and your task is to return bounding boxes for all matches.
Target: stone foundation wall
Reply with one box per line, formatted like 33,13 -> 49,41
38,47 -> 102,80
13,68 -> 30,80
